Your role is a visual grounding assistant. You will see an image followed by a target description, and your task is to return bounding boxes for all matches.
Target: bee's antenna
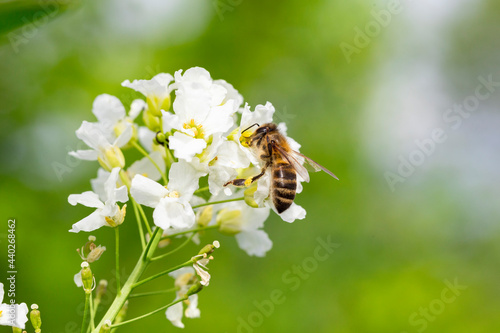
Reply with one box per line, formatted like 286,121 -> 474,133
242,123 -> 259,134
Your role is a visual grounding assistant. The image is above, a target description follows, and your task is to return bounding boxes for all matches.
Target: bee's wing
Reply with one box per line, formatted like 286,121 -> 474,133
271,143 -> 311,182
291,151 -> 339,180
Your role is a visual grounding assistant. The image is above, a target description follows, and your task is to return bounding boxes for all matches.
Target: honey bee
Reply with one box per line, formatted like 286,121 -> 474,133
224,123 -> 338,213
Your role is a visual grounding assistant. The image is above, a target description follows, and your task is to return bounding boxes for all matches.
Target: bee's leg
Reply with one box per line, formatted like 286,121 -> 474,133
224,162 -> 271,187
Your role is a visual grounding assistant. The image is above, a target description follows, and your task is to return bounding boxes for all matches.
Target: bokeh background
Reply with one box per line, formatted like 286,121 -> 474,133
1,0 -> 499,332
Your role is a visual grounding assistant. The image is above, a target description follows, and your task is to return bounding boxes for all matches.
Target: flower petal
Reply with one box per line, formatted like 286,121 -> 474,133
69,209 -> 108,233
166,300 -> 184,328
128,151 -> 165,182
275,202 -> 306,223
129,99 -> 146,119
185,294 -> 200,318
74,271 -> 83,287
69,149 -> 98,161
92,94 -> 126,125
68,191 -> 104,208
169,132 -> 207,162
0,302 -> 29,329
130,175 -> 168,208
168,160 -> 204,199
236,229 -> 273,257
153,197 -> 195,230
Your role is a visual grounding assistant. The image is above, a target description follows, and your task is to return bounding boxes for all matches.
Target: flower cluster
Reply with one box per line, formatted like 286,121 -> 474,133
68,67 -> 310,329
69,67 -> 307,254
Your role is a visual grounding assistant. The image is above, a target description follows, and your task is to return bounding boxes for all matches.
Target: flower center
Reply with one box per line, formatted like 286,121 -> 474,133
183,119 -> 205,139
168,191 -> 180,198
0,310 -> 2,317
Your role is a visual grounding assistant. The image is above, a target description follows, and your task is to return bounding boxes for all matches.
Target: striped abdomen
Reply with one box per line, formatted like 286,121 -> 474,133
271,161 -> 297,213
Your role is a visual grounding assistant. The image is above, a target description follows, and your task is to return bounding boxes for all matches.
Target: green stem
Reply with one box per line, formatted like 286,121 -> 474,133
133,260 -> 194,289
81,293 -> 90,333
109,297 -> 187,329
194,186 -> 209,194
137,203 -> 153,236
92,228 -> 163,332
160,225 -> 218,242
132,199 -> 146,249
115,227 -> 121,295
152,233 -> 197,261
192,197 -> 245,209
131,140 -> 168,185
89,294 -> 95,331
129,288 -> 177,299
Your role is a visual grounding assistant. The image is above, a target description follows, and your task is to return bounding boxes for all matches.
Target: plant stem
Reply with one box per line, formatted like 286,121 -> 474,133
109,297 -> 187,328
192,197 -> 245,209
115,227 -> 121,295
194,186 -> 209,194
89,294 -> 95,331
92,227 -> 163,332
137,203 -> 153,236
128,288 -> 177,299
152,233 -> 197,261
131,140 -> 168,185
160,225 -> 218,242
133,260 -> 194,289
81,293 -> 90,333
131,198 -> 146,250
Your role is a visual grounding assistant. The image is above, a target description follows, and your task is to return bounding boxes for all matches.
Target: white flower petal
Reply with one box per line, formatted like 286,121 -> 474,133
75,121 -> 111,151
236,229 -> 273,257
214,79 -> 243,110
128,151 -> 165,182
122,73 -> 174,98
69,209 -> 108,233
169,132 -> 207,162
74,271 -> 83,287
130,175 -> 168,208
69,149 -> 98,161
154,197 -> 195,230
185,294 -> 200,318
168,160 -> 203,199
68,191 -> 104,209
92,94 -> 126,125
275,202 -> 306,223
129,99 -> 146,119
90,168 -> 110,199
166,300 -> 184,328
0,282 -> 4,303
113,123 -> 132,148
168,266 -> 195,279
0,302 -> 29,329
138,126 -> 156,152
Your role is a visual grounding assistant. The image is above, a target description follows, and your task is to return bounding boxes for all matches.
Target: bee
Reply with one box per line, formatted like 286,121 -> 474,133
224,123 -> 338,213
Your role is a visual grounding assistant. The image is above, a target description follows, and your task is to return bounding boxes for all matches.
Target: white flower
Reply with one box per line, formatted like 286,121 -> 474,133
0,283 -> 29,329
68,168 -> 128,232
69,121 -> 131,170
213,198 -> 272,257
192,257 -> 212,286
122,73 -> 174,116
165,267 -> 200,329
163,67 -> 238,162
130,160 -> 204,230
91,94 -> 145,143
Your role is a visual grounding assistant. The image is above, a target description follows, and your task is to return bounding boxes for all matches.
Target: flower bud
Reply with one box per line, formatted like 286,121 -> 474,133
196,205 -> 213,227
142,109 -> 161,131
147,94 -> 171,117
186,282 -> 204,296
30,304 -> 41,332
99,320 -> 112,333
12,327 -> 22,333
80,262 -> 93,293
95,280 -> 108,307
98,146 -> 125,171
244,185 -> 259,208
216,209 -> 242,236
197,240 -> 220,257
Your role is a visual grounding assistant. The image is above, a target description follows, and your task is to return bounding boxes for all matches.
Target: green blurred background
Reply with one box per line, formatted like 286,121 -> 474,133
1,0 -> 500,332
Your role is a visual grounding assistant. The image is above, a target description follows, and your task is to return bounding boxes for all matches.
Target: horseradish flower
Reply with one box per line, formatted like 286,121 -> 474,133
91,94 -> 145,144
214,199 -> 272,257
130,160 -> 204,230
68,168 -> 128,233
166,267 -> 200,329
122,73 -> 174,117
0,283 -> 29,329
69,121 -> 131,171
163,67 -> 237,162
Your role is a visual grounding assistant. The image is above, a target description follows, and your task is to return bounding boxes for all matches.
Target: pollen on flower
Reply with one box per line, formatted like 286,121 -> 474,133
183,119 -> 205,139
168,191 -> 180,198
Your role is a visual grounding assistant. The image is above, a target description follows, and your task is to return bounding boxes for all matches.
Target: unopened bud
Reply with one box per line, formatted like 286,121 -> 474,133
80,262 -> 93,293
98,146 -> 125,171
30,304 -> 41,332
244,185 -> 259,208
142,109 -> 161,131
95,280 -> 108,307
216,209 -> 242,236
187,282 -> 204,296
197,205 -> 213,227
197,242 -> 218,256
147,94 -> 171,117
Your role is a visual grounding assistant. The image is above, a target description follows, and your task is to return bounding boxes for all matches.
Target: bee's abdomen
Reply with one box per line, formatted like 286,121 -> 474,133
272,163 -> 297,214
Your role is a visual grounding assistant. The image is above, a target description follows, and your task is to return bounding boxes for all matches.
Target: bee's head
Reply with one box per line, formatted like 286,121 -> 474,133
255,123 -> 277,135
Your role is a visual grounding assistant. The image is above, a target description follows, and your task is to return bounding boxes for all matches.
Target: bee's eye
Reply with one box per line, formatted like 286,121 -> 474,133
256,126 -> 268,134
